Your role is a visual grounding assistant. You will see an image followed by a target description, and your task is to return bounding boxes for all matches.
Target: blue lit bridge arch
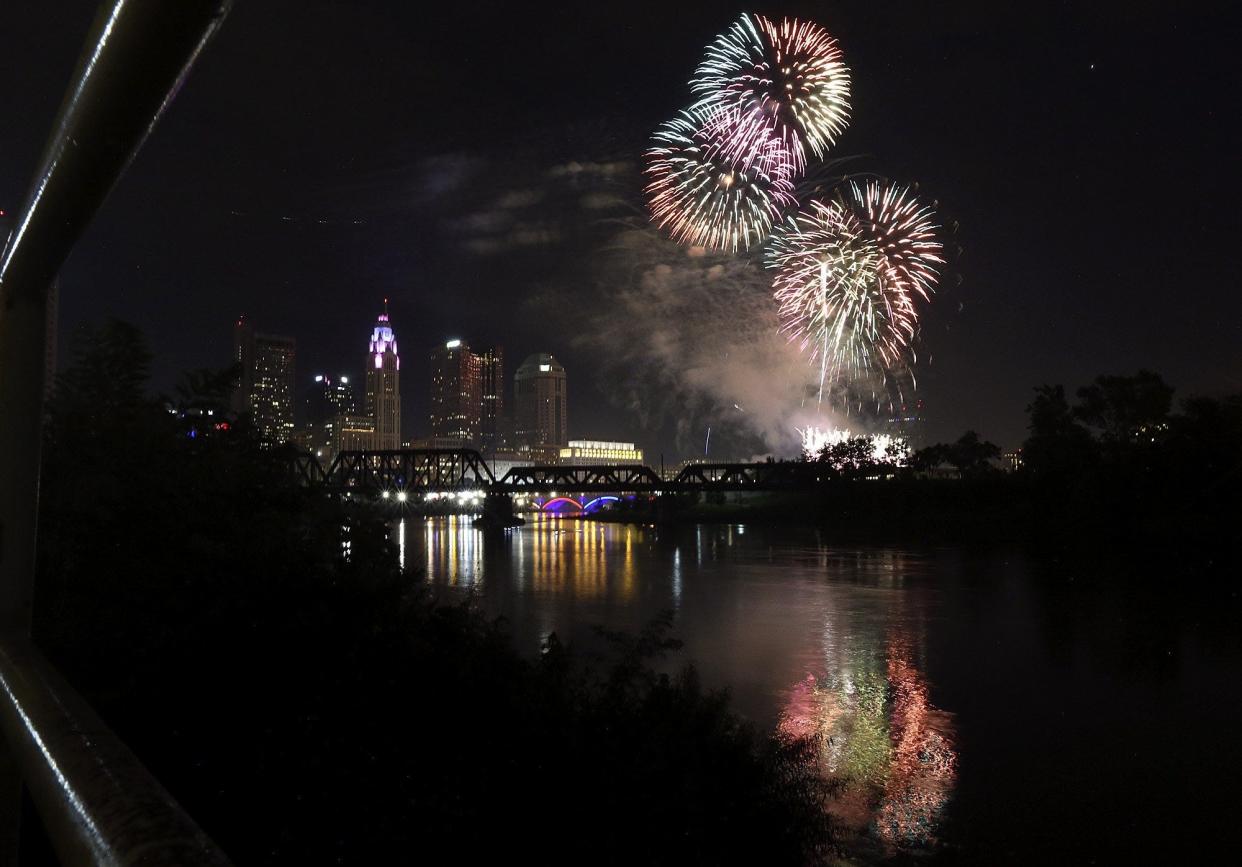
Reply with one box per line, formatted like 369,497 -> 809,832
538,495 -> 620,514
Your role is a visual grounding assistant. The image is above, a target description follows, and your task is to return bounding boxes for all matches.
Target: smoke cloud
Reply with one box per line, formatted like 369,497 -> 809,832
555,224 -> 853,458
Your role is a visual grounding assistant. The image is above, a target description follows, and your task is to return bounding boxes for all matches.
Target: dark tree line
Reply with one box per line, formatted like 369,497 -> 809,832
903,370 -> 1241,539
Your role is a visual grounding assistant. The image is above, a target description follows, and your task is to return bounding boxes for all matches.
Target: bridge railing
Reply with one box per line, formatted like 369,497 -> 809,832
0,1 -> 234,862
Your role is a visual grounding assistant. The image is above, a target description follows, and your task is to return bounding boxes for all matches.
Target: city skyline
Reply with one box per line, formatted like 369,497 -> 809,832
263,306 -> 588,458
3,1 -> 1238,459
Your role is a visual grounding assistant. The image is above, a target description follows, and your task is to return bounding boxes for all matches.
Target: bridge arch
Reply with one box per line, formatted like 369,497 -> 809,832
582,495 -> 619,513
541,496 -> 583,513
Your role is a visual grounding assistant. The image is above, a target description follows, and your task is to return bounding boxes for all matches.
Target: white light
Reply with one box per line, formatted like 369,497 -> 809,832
446,339 -> 461,349
539,364 -> 551,372
397,491 -> 408,502
381,490 -> 390,499
315,375 -> 324,382
340,376 -> 348,383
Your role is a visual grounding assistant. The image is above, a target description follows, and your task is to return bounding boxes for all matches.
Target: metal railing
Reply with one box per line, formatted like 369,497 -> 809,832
0,1 -> 235,862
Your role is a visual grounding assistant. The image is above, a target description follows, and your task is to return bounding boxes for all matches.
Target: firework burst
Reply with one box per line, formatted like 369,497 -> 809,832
645,105 -> 797,252
692,13 -> 851,171
768,181 -> 943,396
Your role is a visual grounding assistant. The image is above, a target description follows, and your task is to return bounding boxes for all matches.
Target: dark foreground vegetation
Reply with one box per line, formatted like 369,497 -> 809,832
31,321 -> 833,865
608,371 -> 1242,549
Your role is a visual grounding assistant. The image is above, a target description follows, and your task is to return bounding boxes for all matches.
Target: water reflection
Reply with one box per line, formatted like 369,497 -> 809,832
780,631 -> 957,850
403,517 -> 957,853
404,514 -> 646,601
395,518 -> 1241,861
778,553 -> 957,851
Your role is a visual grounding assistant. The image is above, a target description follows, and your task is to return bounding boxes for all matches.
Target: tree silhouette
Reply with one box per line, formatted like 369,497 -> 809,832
1073,370 -> 1173,443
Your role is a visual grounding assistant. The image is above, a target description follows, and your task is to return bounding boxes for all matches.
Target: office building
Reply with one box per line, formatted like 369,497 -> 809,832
305,374 -> 357,425
232,317 -> 296,444
558,440 -> 643,466
514,352 -> 567,448
429,339 -> 481,444
885,399 -> 925,449
366,304 -> 401,450
476,345 -> 504,453
335,413 -> 377,455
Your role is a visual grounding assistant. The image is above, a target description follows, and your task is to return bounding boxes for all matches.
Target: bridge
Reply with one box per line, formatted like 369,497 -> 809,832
291,448 -> 825,495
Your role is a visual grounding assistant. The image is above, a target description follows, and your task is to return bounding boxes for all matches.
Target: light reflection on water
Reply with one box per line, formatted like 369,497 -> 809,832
400,514 -> 957,852
394,516 -> 1242,861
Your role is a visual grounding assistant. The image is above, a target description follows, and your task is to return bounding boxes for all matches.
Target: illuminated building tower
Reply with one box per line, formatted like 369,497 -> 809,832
231,317 -> 296,444
366,303 -> 401,450
514,352 -> 567,449
476,345 -> 504,453
429,339 -> 481,444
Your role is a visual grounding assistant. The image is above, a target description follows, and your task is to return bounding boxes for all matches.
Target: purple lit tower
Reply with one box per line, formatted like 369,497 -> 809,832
365,300 -> 401,450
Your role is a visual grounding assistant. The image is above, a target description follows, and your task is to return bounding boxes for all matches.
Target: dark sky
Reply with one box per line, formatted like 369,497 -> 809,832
3,0 -> 1239,456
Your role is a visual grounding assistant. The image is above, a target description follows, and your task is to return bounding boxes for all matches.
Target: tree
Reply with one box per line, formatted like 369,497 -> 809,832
1073,370 -> 1173,443
947,430 -> 1001,478
1023,384 -> 1097,477
911,443 -> 950,473
815,436 -> 881,479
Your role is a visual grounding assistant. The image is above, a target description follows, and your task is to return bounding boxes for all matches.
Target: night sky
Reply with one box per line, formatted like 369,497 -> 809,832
2,0 -> 1239,456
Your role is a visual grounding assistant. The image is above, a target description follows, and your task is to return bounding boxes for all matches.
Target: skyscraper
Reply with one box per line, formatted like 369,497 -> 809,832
303,374 -> 358,466
232,317 -> 296,444
514,352 -> 567,448
305,374 -> 357,425
429,339 -> 481,444
477,345 -> 504,452
366,303 -> 401,450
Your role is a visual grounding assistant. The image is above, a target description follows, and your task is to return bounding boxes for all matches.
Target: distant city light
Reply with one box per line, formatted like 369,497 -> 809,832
446,339 -> 461,349
539,364 -> 551,372
396,491 -> 408,502
314,375 -> 324,382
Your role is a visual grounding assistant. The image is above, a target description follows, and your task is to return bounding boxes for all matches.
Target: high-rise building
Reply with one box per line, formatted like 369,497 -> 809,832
302,374 -> 358,465
476,345 -> 504,452
366,304 -> 401,450
232,317 -> 296,444
885,399 -> 925,449
514,352 -> 567,448
305,374 -> 357,425
429,339 -> 481,444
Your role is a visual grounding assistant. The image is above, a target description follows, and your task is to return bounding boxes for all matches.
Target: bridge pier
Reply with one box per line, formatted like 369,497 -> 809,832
653,493 -> 684,523
474,493 -> 524,530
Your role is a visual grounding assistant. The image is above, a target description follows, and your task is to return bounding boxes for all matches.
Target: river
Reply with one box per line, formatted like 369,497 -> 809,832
397,514 -> 1239,863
